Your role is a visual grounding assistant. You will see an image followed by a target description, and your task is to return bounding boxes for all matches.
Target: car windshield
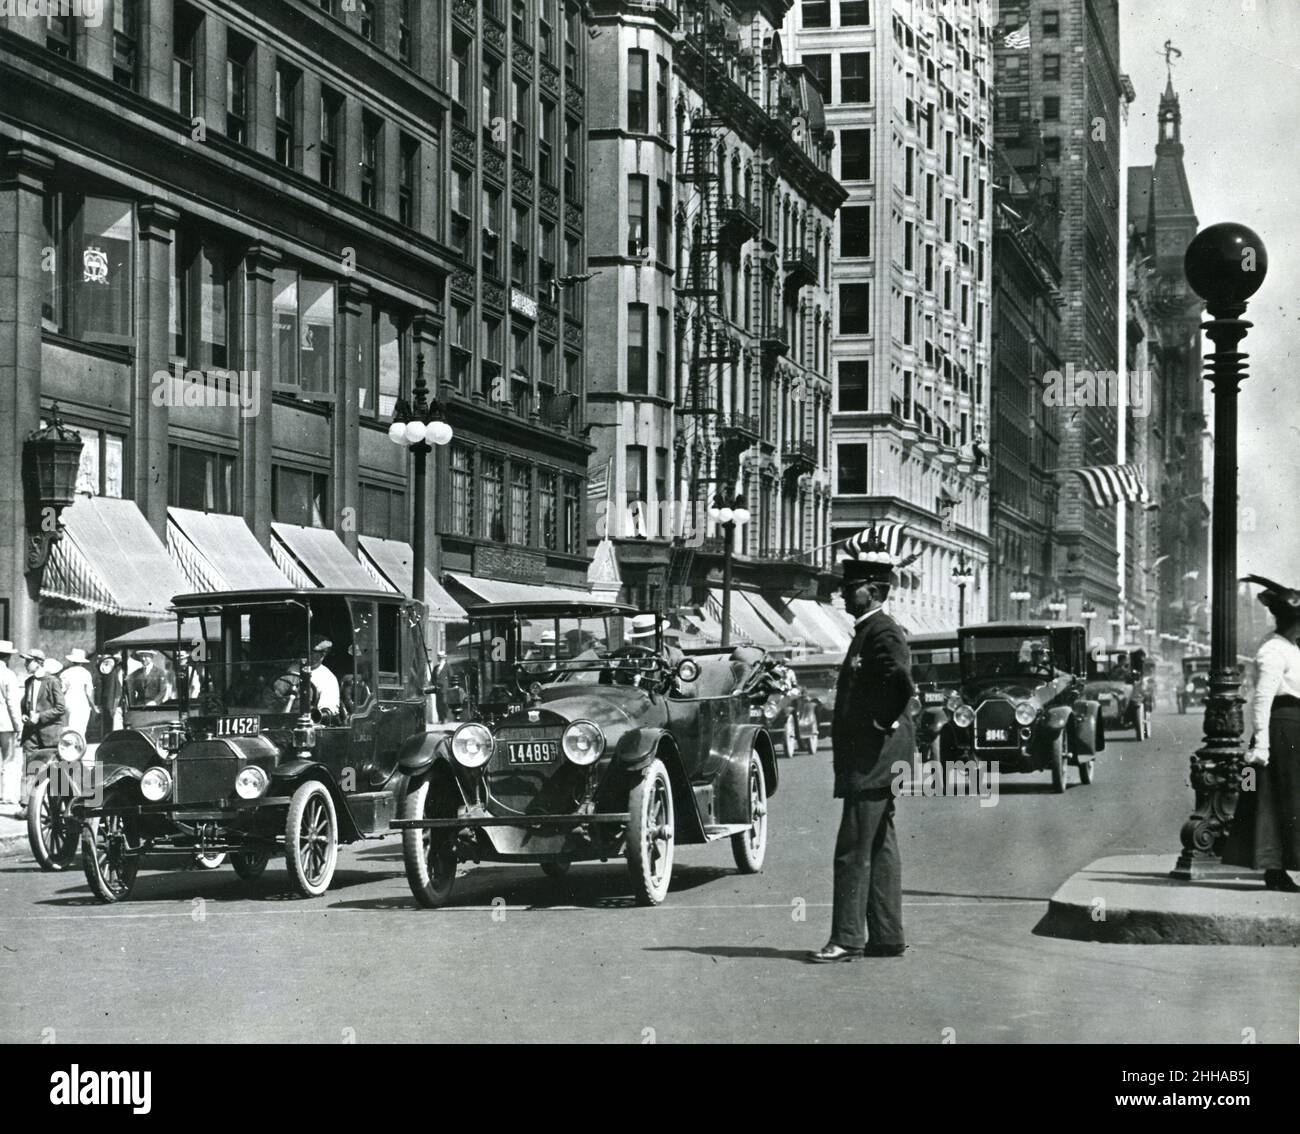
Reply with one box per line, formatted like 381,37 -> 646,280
121,647 -> 189,709
912,646 -> 959,685
449,611 -> 639,704
961,634 -> 1056,680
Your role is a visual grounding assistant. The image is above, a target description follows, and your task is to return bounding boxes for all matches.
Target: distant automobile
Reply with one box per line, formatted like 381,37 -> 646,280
939,622 -> 1105,792
1178,656 -> 1211,714
1084,644 -> 1152,740
908,633 -> 960,760
754,656 -> 821,755
785,653 -> 842,731
392,601 -> 778,907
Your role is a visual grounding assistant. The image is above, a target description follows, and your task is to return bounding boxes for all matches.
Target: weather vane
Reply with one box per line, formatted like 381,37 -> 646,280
1161,39 -> 1182,82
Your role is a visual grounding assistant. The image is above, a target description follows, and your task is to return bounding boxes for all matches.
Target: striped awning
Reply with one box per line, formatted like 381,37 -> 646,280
42,495 -> 189,618
738,591 -> 802,646
706,589 -> 784,647
446,572 -> 612,607
780,597 -> 852,653
358,536 -> 465,622
167,508 -> 292,592
270,522 -> 382,590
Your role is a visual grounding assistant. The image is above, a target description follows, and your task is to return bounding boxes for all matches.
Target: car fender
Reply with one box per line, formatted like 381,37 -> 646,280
608,729 -> 708,845
1071,700 -> 1104,755
269,760 -> 364,843
715,724 -> 778,826
397,729 -> 451,777
915,706 -> 949,747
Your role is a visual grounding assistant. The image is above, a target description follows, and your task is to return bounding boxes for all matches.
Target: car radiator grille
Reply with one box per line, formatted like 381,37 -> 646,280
174,755 -> 239,805
486,726 -> 573,815
974,701 -> 1018,749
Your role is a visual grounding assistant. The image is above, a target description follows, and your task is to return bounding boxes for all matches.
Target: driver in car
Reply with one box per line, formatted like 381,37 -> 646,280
307,636 -> 341,719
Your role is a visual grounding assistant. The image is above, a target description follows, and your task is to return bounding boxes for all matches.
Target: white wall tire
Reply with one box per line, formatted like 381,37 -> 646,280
401,776 -> 457,908
730,752 -> 768,873
284,781 -> 338,898
626,759 -> 674,906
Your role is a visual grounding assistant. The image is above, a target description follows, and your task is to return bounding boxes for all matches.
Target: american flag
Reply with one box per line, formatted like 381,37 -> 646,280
587,458 -> 612,503
1069,464 -> 1150,507
1002,25 -> 1031,50
844,522 -> 909,562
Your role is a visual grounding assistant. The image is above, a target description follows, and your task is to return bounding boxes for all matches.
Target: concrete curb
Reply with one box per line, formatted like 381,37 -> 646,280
0,833 -> 27,860
1036,855 -> 1300,945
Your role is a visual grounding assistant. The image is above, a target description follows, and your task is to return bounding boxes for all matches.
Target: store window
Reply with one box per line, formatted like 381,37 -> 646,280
170,231 -> 230,369
272,465 -> 329,527
356,304 -> 405,418
169,444 -> 235,513
271,268 -> 336,398
42,193 -> 135,345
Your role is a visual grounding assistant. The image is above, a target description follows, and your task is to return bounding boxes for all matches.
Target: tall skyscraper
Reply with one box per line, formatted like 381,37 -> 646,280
792,0 -> 994,634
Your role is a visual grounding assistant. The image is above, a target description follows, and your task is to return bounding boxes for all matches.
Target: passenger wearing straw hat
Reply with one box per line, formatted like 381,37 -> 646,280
0,641 -> 23,810
61,647 -> 98,743
626,613 -> 684,667
810,528 -> 916,963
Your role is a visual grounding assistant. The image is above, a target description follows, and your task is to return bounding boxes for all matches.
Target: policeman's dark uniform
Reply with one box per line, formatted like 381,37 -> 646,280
827,557 -> 916,954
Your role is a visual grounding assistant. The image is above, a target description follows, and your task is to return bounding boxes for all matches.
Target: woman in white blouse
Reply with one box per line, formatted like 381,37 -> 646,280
1224,577 -> 1300,891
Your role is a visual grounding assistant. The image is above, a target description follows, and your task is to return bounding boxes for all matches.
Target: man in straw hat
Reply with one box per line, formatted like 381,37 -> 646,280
0,640 -> 23,811
17,648 -> 67,818
809,529 -> 916,962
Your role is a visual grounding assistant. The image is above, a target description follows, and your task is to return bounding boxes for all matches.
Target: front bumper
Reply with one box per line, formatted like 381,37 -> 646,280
393,810 -> 631,831
81,796 -> 292,819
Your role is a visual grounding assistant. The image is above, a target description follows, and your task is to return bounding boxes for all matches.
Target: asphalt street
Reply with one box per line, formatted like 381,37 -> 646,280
1,712 -> 1295,1044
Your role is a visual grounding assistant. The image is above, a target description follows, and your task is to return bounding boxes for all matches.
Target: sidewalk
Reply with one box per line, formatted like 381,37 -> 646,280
0,812 -> 26,859
1037,855 -> 1300,945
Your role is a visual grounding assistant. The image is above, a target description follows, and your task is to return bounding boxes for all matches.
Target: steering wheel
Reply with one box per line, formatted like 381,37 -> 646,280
605,645 -> 661,686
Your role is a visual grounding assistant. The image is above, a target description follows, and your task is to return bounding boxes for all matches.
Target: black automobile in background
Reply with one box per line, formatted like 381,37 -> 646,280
909,633 -> 960,759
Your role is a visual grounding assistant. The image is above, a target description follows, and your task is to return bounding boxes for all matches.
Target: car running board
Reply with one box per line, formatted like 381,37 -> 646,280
703,823 -> 752,840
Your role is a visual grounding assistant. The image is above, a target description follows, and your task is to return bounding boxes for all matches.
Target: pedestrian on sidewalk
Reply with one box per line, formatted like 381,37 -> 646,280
1224,576 -> 1300,892
0,641 -> 24,811
17,649 -> 66,818
61,648 -> 98,743
809,547 -> 916,963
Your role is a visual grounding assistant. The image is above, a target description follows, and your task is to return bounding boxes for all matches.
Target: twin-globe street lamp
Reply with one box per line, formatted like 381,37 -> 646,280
951,554 -> 975,627
386,355 -> 453,604
708,495 -> 750,648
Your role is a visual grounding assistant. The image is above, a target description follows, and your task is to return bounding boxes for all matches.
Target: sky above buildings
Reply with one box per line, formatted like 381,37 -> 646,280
1121,0 -> 1300,586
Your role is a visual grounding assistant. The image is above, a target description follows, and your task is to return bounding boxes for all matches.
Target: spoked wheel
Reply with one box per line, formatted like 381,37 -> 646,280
798,713 -> 820,754
231,848 -> 270,880
81,813 -> 141,902
627,758 -> 675,906
28,777 -> 80,871
540,862 -> 571,879
1050,735 -> 1069,794
1133,703 -> 1146,742
1078,755 -> 1097,785
782,715 -> 798,758
284,781 -> 338,898
730,752 -> 768,873
401,776 -> 457,908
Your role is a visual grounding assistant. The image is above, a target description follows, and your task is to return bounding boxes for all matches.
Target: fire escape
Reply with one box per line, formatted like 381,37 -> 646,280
667,0 -> 747,607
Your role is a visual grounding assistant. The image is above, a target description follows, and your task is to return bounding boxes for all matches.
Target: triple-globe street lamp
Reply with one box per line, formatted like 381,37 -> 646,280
951,553 -> 975,627
708,494 -> 750,649
386,355 -> 453,605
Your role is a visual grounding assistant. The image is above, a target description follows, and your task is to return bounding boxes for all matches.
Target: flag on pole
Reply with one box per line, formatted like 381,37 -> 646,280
1068,463 -> 1151,507
587,458 -> 612,503
844,522 -> 909,562
1002,25 -> 1031,50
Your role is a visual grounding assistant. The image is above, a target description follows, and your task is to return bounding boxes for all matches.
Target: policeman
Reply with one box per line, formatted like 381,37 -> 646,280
810,548 -> 916,963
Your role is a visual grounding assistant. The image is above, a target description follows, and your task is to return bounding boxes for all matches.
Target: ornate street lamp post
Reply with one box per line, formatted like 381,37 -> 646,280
387,355 -> 453,604
1081,601 -> 1097,630
708,494 -> 750,648
1047,593 -> 1067,621
1173,222 -> 1268,879
23,403 -> 83,571
951,553 -> 975,627
1009,587 -> 1031,621
1107,615 -> 1123,646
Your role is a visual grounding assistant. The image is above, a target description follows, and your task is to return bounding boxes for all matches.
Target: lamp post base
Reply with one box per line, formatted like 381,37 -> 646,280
1171,675 -> 1246,880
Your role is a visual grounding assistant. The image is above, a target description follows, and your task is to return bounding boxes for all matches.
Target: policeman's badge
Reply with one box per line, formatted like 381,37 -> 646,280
849,655 -> 863,671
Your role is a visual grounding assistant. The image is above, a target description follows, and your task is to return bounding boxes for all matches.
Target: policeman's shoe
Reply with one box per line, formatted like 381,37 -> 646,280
1263,870 -> 1299,892
808,942 -> 858,963
862,943 -> 907,957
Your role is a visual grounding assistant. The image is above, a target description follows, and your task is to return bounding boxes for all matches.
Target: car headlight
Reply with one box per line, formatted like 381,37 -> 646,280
762,696 -> 780,721
451,723 -> 493,769
945,691 -> 962,712
235,765 -> 269,800
1014,703 -> 1037,726
141,766 -> 173,802
56,730 -> 86,763
952,704 -> 975,729
1185,681 -> 1195,692
562,720 -> 605,766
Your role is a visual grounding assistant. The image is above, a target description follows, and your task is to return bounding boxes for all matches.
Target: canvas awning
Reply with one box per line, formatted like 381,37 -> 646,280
446,572 -> 615,607
270,522 -> 383,590
358,536 -> 465,622
41,495 -> 189,619
167,508 -> 292,592
706,589 -> 784,647
673,607 -> 725,648
738,591 -> 802,646
777,597 -> 852,653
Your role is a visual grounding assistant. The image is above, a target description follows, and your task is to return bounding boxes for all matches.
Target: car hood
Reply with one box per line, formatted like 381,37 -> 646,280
961,673 -> 1070,707
1084,680 -> 1130,697
528,683 -> 657,734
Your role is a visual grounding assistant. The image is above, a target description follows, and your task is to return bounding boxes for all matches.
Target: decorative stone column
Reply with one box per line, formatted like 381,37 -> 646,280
135,202 -> 180,539
240,244 -> 281,548
335,278 -> 367,553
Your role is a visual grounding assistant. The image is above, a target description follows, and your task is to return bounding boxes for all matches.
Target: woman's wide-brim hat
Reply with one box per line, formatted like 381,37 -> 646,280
1241,575 -> 1300,620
